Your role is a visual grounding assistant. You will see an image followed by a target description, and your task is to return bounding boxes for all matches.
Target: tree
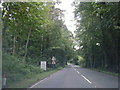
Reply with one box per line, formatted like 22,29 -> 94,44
74,2 -> 120,72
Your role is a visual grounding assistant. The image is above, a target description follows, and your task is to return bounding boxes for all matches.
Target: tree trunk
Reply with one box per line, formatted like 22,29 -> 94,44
24,29 -> 32,59
12,36 -> 16,55
103,51 -> 107,68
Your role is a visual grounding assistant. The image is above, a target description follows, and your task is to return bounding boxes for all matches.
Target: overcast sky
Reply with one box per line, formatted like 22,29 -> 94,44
55,0 -> 76,35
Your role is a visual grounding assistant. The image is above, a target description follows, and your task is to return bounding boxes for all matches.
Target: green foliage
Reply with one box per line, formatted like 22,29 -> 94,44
72,55 -> 78,65
77,56 -> 85,67
74,2 -> 120,72
3,53 -> 43,86
72,55 -> 85,67
2,2 -> 74,66
2,2 -> 75,87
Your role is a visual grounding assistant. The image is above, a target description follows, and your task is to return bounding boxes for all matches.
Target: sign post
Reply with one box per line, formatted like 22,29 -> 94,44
2,72 -> 7,88
52,56 -> 56,68
41,61 -> 46,71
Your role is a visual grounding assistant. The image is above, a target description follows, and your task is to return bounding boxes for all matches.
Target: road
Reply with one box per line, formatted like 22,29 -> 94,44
29,64 -> 118,88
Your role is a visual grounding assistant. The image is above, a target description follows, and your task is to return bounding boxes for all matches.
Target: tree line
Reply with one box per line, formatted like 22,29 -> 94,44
2,2 -> 74,85
74,2 -> 120,73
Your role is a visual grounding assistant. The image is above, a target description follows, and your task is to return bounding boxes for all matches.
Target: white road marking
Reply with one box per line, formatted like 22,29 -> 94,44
77,71 -> 80,74
29,77 -> 48,88
30,68 -> 64,88
29,81 -> 41,88
72,65 -> 92,84
95,86 -> 97,87
81,75 -> 92,84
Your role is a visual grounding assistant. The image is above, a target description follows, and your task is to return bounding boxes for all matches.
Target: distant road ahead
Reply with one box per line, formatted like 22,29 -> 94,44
30,65 -> 118,88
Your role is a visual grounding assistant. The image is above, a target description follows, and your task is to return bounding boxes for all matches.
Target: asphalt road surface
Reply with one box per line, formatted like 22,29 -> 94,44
29,64 -> 119,88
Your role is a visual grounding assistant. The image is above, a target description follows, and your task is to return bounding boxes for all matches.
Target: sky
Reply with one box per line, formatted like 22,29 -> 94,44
55,0 -> 79,49
55,0 -> 76,36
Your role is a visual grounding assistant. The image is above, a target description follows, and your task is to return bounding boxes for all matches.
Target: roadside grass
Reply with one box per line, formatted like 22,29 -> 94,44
8,67 -> 63,88
76,64 -> 119,77
90,68 -> 120,77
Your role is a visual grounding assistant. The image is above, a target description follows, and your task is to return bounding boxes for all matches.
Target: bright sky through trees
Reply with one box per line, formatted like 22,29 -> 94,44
55,0 -> 76,36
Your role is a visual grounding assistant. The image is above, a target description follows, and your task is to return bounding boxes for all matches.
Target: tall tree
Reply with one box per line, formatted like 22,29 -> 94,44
74,2 -> 120,72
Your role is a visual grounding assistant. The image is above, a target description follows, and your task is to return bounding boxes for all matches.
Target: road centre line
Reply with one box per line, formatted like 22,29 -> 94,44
73,65 -> 91,83
72,66 -> 92,84
77,71 -> 80,74
81,75 -> 92,84
73,68 -> 92,85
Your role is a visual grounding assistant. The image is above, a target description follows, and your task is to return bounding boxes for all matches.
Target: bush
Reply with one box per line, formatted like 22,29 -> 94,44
77,55 -> 85,67
73,56 -> 79,65
2,53 -> 44,86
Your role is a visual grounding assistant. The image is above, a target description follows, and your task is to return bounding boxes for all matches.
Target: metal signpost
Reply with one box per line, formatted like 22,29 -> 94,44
41,61 -> 46,71
52,56 -> 56,68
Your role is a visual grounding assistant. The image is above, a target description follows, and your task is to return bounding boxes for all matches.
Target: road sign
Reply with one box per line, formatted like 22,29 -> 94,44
52,60 -> 56,64
52,56 -> 56,64
41,61 -> 46,70
52,56 -> 56,61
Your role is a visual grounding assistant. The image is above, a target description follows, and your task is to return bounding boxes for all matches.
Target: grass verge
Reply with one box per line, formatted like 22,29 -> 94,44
90,68 -> 120,77
8,67 -> 63,88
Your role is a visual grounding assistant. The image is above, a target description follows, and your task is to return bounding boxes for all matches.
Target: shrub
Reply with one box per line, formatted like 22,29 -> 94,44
2,53 -> 43,86
77,55 -> 85,67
